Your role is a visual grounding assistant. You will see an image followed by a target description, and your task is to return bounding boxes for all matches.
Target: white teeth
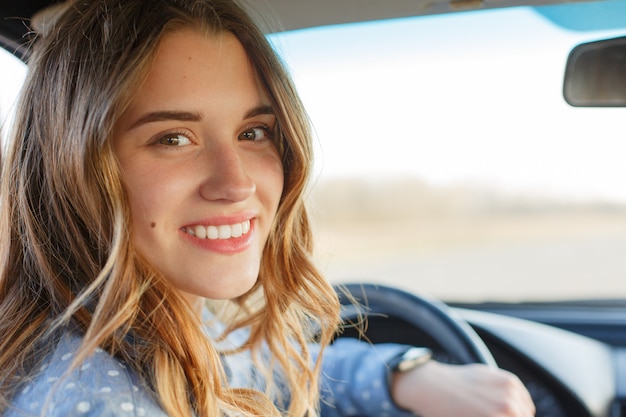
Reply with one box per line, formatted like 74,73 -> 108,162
207,226 -> 219,239
194,225 -> 207,239
186,220 -> 251,240
218,225 -> 231,239
231,223 -> 243,238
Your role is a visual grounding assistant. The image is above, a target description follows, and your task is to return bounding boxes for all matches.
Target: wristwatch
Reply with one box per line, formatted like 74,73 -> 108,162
388,347 -> 432,373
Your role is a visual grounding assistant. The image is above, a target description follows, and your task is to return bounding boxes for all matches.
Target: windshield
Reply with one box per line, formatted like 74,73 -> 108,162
268,0 -> 626,302
1,1 -> 626,303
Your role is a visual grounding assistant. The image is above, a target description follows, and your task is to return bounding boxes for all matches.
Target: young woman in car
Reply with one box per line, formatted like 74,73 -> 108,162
0,0 -> 534,416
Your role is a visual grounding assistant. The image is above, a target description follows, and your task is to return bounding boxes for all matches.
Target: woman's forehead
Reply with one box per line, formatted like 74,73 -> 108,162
115,29 -> 271,133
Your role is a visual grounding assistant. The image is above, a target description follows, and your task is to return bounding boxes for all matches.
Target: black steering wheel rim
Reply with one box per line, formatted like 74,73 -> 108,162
335,283 -> 497,367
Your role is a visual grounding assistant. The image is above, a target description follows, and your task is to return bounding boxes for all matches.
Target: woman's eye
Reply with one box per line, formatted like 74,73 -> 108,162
157,133 -> 192,147
238,127 -> 271,142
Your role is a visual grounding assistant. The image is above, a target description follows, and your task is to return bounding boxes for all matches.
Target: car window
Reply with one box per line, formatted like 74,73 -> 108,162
269,1 -> 626,302
0,47 -> 27,143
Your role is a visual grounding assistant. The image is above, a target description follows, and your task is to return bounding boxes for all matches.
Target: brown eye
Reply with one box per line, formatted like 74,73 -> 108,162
157,133 -> 192,147
238,127 -> 271,141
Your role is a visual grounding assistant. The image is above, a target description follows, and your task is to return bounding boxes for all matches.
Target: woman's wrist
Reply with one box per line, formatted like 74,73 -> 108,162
388,348 -> 435,412
393,359 -> 461,415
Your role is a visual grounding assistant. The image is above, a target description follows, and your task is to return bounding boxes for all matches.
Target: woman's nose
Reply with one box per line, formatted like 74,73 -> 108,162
198,142 -> 256,202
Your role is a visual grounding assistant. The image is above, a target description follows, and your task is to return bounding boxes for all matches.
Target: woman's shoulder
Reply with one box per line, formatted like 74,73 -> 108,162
8,333 -> 167,417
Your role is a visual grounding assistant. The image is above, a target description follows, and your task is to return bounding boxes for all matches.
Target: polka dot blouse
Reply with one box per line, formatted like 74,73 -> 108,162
7,321 -> 414,417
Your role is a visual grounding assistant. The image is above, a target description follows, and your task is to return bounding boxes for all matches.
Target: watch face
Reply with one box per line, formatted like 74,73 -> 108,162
396,347 -> 432,372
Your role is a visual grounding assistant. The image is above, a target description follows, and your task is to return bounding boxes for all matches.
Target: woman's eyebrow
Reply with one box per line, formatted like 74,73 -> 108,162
244,105 -> 274,119
129,110 -> 202,130
129,105 -> 274,130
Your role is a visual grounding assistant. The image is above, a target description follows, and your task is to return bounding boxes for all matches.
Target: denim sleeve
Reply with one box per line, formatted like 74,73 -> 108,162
316,338 -> 417,417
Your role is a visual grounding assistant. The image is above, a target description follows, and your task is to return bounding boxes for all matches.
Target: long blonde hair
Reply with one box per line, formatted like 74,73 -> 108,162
0,0 -> 340,416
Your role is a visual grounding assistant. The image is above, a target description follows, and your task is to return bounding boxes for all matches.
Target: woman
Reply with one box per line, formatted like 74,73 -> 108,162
0,0 -> 339,416
0,1 -> 535,416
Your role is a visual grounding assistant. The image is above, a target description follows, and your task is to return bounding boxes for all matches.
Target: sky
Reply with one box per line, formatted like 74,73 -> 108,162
269,6 -> 626,203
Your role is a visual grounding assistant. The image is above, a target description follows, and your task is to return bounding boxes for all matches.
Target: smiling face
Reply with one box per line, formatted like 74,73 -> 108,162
112,30 -> 284,307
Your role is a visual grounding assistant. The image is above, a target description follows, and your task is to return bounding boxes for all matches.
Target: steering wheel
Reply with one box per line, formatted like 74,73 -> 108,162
335,283 -> 497,367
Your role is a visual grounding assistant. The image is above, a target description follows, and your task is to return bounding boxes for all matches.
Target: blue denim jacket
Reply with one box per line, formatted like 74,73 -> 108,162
7,315 -> 414,417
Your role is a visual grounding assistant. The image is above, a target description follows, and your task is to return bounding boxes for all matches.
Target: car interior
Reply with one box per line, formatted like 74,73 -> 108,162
2,1 -> 626,417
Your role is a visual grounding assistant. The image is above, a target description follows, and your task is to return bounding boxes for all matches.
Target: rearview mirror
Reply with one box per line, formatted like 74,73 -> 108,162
563,36 -> 626,107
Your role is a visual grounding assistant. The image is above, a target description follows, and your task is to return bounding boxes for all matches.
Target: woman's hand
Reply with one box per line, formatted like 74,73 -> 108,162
391,361 -> 536,417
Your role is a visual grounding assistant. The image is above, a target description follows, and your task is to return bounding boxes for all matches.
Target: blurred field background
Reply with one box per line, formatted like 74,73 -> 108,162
307,177 -> 626,302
